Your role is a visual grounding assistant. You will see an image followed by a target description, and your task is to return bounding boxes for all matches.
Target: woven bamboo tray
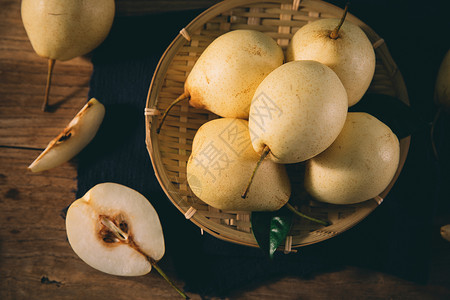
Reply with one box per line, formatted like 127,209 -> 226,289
145,0 -> 410,251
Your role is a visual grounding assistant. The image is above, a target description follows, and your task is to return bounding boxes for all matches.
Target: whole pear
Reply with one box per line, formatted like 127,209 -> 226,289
157,30 -> 284,132
186,30 -> 284,119
286,18 -> 375,107
249,60 -> 348,164
435,49 -> 450,111
304,112 -> 400,205
21,0 -> 115,110
21,0 -> 115,61
187,118 -> 291,211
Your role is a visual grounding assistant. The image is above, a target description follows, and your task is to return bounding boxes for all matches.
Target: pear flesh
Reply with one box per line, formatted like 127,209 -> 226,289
286,18 -> 376,107
249,60 -> 348,164
21,0 -> 115,61
185,29 -> 284,119
187,118 -> 291,211
65,183 -> 165,276
304,112 -> 400,205
28,98 -> 105,172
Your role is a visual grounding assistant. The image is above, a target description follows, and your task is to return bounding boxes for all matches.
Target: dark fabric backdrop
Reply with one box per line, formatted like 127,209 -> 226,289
75,0 -> 450,296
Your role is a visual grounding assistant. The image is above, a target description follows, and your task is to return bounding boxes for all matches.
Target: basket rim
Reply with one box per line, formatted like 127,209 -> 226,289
144,0 -> 411,249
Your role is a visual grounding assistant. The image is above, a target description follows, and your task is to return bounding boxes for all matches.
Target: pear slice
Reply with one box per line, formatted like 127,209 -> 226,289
65,182 -> 165,276
66,183 -> 189,298
28,98 -> 105,172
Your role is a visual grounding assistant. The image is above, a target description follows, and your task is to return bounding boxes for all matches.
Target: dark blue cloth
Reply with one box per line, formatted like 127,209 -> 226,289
76,1 -> 449,296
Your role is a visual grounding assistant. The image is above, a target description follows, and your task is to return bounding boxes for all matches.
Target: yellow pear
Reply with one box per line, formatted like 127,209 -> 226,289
21,0 -> 115,110
187,118 -> 291,211
304,112 -> 400,205
28,98 -> 105,172
286,16 -> 375,107
435,49 -> 450,111
249,60 -> 348,164
157,30 -> 283,132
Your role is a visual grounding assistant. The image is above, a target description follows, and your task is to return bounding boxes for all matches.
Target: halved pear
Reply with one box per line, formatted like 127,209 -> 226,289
28,98 -> 105,172
65,182 -> 165,276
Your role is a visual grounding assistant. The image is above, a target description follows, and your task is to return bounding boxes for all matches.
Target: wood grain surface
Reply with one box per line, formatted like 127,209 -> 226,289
1,0 -> 449,299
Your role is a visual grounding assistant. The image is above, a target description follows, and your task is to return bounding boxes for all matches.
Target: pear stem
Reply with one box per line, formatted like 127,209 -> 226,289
151,262 -> 190,299
43,58 -> 56,112
156,92 -> 190,134
330,2 -> 350,39
242,145 -> 270,199
285,203 -> 330,226
430,106 -> 443,161
100,217 -> 189,298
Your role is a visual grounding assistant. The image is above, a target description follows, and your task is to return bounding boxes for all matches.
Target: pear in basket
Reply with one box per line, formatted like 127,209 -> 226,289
157,29 -> 284,133
435,49 -> 450,112
187,118 -> 290,211
242,60 -> 348,198
304,112 -> 400,205
21,0 -> 115,111
286,4 -> 375,107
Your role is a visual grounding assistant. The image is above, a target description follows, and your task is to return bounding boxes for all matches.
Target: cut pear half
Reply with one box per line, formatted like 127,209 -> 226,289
65,183 -> 189,298
28,98 -> 105,172
66,182 -> 165,276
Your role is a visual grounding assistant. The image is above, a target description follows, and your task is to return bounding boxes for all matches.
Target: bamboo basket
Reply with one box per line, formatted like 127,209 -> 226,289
145,0 -> 410,251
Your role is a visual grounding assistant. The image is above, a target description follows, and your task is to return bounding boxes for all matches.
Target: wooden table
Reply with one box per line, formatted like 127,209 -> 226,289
1,1 -> 450,299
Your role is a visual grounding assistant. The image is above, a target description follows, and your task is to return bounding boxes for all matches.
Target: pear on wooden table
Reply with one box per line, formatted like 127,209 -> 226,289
66,183 -> 165,276
304,112 -> 400,205
65,183 -> 189,298
187,118 -> 291,211
21,0 -> 115,111
286,6 -> 375,107
28,98 -> 105,172
157,29 -> 284,132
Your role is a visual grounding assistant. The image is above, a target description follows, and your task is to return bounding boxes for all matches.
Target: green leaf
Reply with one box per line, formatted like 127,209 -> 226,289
349,93 -> 425,139
251,206 -> 293,259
